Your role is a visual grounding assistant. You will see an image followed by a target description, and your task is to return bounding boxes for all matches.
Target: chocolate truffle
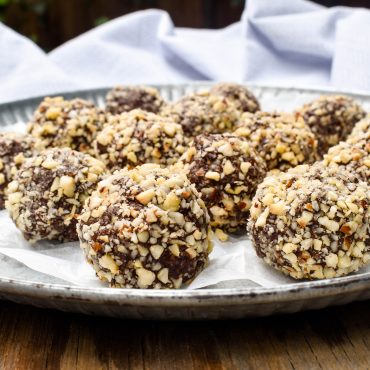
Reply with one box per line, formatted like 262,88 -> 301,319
6,148 -> 106,243
348,115 -> 370,139
27,97 -> 107,155
161,91 -> 240,138
295,95 -> 366,156
94,109 -> 187,172
180,134 -> 267,233
105,85 -> 165,114
234,112 -> 318,171
323,136 -> 370,183
0,132 -> 43,209
77,164 -> 212,289
249,164 -> 370,280
210,82 -> 260,113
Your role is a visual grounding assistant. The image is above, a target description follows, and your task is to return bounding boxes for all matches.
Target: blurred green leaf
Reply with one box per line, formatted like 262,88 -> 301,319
94,16 -> 109,26
32,2 -> 47,15
230,0 -> 243,7
0,0 -> 10,6
30,33 -> 38,43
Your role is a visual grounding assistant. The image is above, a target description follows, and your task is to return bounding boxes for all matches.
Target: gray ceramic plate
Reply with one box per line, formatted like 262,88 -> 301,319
0,83 -> 369,320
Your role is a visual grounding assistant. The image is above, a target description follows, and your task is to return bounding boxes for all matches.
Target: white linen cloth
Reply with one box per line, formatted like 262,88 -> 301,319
1,0 -> 370,104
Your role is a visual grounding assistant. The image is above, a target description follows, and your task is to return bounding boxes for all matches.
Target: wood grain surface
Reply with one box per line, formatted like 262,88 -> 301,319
0,300 -> 369,370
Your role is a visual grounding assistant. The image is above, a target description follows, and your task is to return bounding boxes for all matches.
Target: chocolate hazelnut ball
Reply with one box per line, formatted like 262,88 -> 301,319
235,112 -> 318,171
27,97 -> 107,155
6,148 -> 106,243
180,134 -> 267,233
0,132 -> 43,209
210,82 -> 260,113
105,85 -> 165,115
295,95 -> 366,156
94,109 -> 186,172
323,135 -> 370,183
161,91 -> 240,138
349,115 -> 370,140
77,164 -> 212,289
249,164 -> 370,280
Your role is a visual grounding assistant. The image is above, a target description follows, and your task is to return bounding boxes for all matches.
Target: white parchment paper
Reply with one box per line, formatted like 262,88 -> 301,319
0,210 -> 299,289
2,209 -> 368,289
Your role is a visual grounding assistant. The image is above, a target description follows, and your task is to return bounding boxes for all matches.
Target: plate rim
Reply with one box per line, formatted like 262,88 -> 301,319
0,271 -> 369,306
0,82 -> 370,309
2,81 -> 370,108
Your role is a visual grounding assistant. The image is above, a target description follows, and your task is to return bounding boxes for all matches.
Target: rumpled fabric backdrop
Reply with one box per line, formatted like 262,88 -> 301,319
1,0 -> 370,103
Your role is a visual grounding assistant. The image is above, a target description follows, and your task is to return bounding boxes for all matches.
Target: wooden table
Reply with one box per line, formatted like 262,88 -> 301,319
0,299 -> 369,370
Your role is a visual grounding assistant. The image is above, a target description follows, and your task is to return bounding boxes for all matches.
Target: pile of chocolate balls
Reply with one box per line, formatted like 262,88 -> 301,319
1,82 -> 369,288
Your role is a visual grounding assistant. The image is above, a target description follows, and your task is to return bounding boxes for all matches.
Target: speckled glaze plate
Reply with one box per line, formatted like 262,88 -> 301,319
0,83 -> 369,320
